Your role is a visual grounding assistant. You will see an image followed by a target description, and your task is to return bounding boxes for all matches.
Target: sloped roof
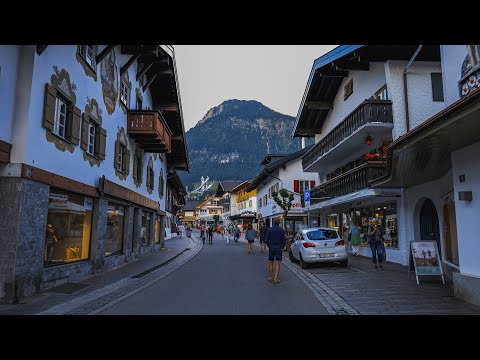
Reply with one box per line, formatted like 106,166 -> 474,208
184,200 -> 203,211
215,180 -> 245,196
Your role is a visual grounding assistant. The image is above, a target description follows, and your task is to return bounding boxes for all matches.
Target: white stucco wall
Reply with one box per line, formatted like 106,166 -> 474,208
315,62 -> 387,144
22,45 -> 167,207
0,45 -> 19,144
440,45 -> 467,106
257,156 -> 319,220
385,60 -> 445,140
452,141 -> 480,278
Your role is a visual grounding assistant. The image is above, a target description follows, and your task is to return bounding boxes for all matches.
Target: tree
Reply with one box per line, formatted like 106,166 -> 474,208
272,188 -> 294,230
213,214 -> 220,230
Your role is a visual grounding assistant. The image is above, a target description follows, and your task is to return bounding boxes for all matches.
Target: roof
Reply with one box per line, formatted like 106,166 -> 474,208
215,181 -> 245,196
292,45 -> 441,138
196,194 -> 215,209
260,154 -> 288,166
231,180 -> 251,193
183,200 -> 203,211
246,145 -> 314,192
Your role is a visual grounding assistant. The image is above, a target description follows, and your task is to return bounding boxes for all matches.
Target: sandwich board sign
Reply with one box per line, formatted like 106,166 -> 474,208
408,240 -> 445,285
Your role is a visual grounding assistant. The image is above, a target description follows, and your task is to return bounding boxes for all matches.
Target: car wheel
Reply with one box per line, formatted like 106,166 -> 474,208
300,254 -> 308,269
340,259 -> 348,267
289,250 -> 295,262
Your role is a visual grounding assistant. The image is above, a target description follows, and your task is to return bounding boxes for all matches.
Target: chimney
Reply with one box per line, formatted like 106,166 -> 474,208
301,137 -> 306,149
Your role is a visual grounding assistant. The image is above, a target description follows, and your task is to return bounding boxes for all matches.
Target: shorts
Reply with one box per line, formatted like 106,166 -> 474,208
268,247 -> 282,262
247,239 -> 254,243
260,237 -> 266,243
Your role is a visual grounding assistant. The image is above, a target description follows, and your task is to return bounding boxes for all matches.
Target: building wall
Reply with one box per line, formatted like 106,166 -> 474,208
441,45 -> 467,106
315,62 -> 387,144
18,45 -> 167,208
0,45 -> 19,144
452,141 -> 480,278
384,60 -> 445,140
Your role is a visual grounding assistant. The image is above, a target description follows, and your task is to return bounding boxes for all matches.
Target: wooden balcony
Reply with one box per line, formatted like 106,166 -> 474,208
311,162 -> 388,204
127,110 -> 172,153
302,100 -> 393,171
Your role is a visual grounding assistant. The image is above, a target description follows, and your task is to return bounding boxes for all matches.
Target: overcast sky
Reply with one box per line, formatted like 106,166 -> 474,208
173,45 -> 337,131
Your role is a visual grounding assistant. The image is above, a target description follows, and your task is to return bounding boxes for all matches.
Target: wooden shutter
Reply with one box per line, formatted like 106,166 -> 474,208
114,140 -> 120,170
42,83 -> 57,131
294,180 -> 300,193
81,114 -> 89,151
133,153 -> 138,181
310,180 -> 315,189
67,106 -> 81,145
139,154 -> 143,182
150,168 -> 154,190
159,175 -> 164,197
146,167 -> 150,189
431,73 -> 444,102
124,148 -> 130,175
98,127 -> 107,160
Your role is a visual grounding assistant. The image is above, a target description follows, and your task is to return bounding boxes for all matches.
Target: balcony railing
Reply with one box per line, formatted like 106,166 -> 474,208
302,100 -> 393,170
311,162 -> 388,204
127,110 -> 172,153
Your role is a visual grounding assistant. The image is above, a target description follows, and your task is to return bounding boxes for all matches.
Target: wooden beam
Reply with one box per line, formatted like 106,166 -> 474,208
96,45 -> 116,63
142,72 -> 159,92
171,135 -> 183,141
158,68 -> 173,76
306,101 -> 333,110
156,104 -> 179,112
120,53 -> 141,77
317,69 -> 349,78
168,162 -> 188,169
295,128 -> 322,135
36,45 -> 48,56
333,60 -> 369,71
136,61 -> 154,81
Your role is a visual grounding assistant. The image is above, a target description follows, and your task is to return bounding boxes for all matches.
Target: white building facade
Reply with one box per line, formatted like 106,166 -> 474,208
0,45 -> 188,303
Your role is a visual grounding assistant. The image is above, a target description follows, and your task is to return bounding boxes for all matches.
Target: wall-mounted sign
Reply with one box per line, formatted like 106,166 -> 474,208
84,197 -> 93,211
409,241 -> 445,285
49,193 -> 68,201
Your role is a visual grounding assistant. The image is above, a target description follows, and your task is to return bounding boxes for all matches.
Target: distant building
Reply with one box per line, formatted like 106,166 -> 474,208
214,181 -> 244,227
195,195 -> 223,225
229,181 -> 257,230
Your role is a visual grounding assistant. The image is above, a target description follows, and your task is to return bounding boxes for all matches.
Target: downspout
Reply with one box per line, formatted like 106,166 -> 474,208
403,45 -> 423,133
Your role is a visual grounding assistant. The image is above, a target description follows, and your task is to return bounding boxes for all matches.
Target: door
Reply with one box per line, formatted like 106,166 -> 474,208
443,201 -> 459,265
420,198 -> 441,258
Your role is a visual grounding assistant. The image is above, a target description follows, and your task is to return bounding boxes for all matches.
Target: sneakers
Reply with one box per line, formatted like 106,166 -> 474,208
268,277 -> 273,282
379,266 -> 384,271
374,265 -> 378,270
273,279 -> 280,284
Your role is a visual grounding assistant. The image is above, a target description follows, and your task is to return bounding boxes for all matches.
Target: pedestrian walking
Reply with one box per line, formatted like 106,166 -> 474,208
349,220 -> 362,256
368,218 -> 384,270
200,226 -> 206,244
245,223 -> 256,254
234,225 -> 240,244
208,225 -> 213,245
266,218 -> 286,284
259,221 -> 268,253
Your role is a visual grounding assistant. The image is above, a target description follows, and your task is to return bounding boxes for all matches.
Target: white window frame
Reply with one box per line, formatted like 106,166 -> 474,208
54,97 -> 68,139
118,144 -> 124,172
120,79 -> 130,108
299,180 -> 310,194
87,123 -> 96,155
85,45 -> 95,68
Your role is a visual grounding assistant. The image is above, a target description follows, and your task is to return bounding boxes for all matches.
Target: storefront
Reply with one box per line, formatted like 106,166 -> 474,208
141,211 -> 152,246
105,202 -> 125,256
45,188 -> 93,266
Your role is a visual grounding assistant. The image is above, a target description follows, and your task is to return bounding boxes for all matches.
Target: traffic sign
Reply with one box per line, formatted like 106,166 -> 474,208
304,190 -> 310,209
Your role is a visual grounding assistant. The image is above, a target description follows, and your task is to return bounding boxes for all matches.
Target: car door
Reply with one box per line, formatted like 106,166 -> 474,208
292,233 -> 302,259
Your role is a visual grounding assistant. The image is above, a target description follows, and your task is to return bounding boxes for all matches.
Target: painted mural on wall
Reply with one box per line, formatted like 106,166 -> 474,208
101,49 -> 119,114
460,45 -> 480,97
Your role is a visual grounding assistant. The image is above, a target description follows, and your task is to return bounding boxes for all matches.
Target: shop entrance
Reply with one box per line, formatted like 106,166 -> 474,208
443,201 -> 459,265
419,198 -> 441,258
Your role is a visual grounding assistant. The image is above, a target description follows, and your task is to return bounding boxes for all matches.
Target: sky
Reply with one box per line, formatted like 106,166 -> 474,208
173,45 -> 337,131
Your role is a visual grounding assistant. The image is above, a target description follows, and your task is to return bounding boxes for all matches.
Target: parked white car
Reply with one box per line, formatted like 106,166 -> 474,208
289,227 -> 348,268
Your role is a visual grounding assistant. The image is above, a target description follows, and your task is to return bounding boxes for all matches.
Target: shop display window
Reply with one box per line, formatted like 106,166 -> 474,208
106,203 -> 124,256
44,188 -> 93,266
155,217 -> 161,244
142,211 -> 152,245
356,202 -> 398,248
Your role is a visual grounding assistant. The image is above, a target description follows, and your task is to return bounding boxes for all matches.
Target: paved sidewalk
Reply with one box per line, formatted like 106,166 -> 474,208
0,236 -> 192,315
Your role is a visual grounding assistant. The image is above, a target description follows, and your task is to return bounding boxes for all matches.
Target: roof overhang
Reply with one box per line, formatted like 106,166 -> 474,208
310,188 -> 401,211
373,88 -> 480,188
292,45 -> 441,138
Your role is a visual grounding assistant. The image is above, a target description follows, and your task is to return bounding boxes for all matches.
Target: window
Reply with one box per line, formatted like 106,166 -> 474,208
45,188 -> 93,266
249,200 -> 252,207
87,123 -> 96,155
120,78 -> 130,108
299,180 -> 310,194
268,188 -> 271,198
54,97 -> 68,138
374,85 -> 388,100
431,73 -> 444,102
264,195 -> 267,205
344,78 -> 353,100
79,45 -> 97,71
106,203 -> 124,256
259,198 -> 262,208
117,144 -> 124,171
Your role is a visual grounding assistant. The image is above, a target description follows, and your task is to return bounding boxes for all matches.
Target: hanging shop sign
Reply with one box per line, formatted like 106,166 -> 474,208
408,241 -> 445,285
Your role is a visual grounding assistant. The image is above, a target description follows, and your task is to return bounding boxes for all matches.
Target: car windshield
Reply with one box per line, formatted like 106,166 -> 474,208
306,229 -> 338,240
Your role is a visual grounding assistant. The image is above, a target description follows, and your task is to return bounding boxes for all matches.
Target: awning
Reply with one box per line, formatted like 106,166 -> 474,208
310,188 -> 401,210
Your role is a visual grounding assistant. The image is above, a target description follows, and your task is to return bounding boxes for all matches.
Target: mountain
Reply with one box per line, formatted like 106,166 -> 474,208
180,99 -> 314,192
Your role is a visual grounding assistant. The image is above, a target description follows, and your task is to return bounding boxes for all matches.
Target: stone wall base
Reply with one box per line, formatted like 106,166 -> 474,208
454,273 -> 480,307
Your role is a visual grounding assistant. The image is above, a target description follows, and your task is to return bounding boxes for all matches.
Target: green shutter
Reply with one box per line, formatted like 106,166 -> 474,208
67,106 -> 81,145
114,140 -> 120,170
133,153 -> 138,181
124,148 -> 130,175
42,83 -> 57,131
151,168 -> 154,190
81,113 -> 89,151
98,127 -> 107,160
146,166 -> 150,189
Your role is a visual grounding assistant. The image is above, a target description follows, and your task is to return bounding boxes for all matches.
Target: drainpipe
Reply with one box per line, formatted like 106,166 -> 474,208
403,45 -> 423,133
301,137 -> 306,149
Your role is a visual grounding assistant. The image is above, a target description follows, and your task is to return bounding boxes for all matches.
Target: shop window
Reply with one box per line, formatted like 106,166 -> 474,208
142,211 -> 152,246
355,202 -> 398,248
44,188 -> 93,266
43,84 -> 81,145
106,203 -> 124,256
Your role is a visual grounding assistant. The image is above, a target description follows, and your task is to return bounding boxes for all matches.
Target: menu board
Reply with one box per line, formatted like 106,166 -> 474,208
409,241 -> 445,285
